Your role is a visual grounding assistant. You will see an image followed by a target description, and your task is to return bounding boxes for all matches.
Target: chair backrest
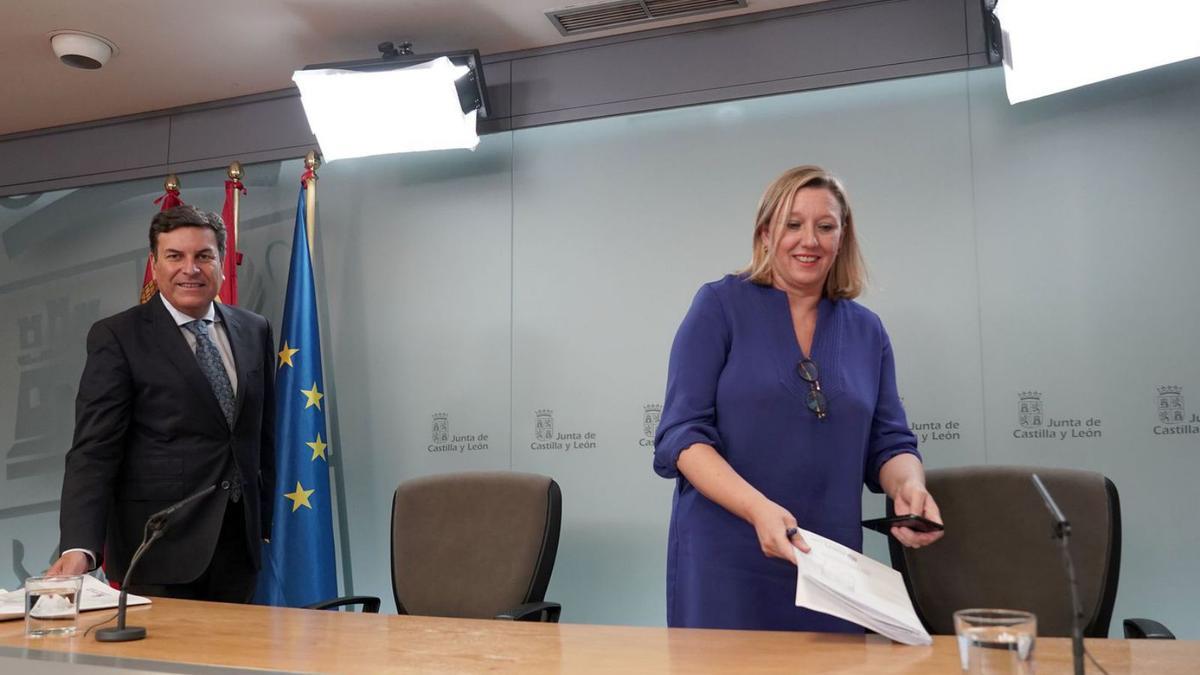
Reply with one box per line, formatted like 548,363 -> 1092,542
889,465 -> 1121,637
391,471 -> 561,619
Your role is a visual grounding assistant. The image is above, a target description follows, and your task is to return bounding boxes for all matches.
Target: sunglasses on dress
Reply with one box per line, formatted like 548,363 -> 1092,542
797,358 -> 827,420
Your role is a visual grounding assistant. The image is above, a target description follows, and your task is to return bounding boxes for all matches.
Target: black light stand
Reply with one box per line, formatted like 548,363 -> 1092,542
982,0 -> 1005,65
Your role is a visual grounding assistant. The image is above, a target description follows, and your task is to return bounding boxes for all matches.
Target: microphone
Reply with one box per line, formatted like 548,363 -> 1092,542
1031,474 -> 1084,675
95,484 -> 217,642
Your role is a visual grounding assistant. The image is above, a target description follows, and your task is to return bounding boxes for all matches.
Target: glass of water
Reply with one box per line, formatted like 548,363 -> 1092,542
25,575 -> 84,637
954,608 -> 1037,674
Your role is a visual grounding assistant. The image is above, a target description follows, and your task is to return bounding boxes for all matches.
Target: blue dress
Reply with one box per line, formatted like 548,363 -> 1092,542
653,274 -> 918,631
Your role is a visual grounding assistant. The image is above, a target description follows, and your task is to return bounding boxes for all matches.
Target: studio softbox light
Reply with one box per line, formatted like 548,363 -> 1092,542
293,49 -> 490,162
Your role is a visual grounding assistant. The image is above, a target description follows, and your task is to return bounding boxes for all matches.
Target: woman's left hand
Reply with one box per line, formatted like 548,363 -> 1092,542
891,481 -> 944,548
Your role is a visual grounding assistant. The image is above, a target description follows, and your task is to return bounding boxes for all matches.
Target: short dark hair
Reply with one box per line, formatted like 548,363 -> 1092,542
149,205 -> 227,259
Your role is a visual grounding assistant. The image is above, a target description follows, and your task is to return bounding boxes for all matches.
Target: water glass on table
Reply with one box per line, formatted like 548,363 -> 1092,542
25,574 -> 84,637
954,608 -> 1037,674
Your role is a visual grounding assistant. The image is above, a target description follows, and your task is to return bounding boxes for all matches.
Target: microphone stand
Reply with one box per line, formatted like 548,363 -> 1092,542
96,484 -> 217,642
1031,474 -> 1085,675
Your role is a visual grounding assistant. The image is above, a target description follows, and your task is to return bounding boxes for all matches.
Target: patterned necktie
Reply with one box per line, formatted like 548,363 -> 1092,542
184,319 -> 241,502
184,320 -> 236,428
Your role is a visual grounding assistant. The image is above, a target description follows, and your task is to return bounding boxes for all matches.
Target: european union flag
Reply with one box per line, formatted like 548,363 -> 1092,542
254,183 -> 337,606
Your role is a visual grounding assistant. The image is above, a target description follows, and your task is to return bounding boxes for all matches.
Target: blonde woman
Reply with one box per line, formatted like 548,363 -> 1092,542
653,166 -> 942,631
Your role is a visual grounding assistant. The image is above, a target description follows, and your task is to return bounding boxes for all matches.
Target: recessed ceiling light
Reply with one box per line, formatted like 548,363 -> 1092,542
48,30 -> 119,70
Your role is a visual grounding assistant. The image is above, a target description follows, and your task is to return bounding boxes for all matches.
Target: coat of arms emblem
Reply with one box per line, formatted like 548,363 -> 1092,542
1157,386 -> 1184,425
535,410 -> 554,441
643,404 -> 662,438
432,412 -> 449,443
1018,392 -> 1043,429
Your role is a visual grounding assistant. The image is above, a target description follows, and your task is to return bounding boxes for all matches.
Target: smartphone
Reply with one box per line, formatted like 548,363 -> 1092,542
861,514 -> 944,535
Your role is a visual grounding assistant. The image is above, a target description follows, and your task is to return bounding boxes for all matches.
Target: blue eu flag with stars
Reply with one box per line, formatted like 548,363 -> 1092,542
254,183 -> 337,606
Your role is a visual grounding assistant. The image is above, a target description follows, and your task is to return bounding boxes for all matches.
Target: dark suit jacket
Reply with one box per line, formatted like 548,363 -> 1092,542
58,295 -> 276,585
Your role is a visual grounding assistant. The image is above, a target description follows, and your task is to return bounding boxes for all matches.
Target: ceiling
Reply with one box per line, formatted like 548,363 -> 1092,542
1,0 -> 822,137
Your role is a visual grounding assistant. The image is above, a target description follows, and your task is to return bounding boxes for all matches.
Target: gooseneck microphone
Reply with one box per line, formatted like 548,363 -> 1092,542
95,484 -> 217,642
1031,474 -> 1085,675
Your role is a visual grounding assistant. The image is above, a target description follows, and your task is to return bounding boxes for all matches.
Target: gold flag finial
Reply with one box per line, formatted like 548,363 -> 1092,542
302,151 -> 320,254
164,174 -> 180,192
227,161 -> 243,180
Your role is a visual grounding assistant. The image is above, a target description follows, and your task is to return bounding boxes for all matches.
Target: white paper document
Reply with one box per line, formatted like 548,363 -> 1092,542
0,574 -> 151,621
793,528 -> 931,645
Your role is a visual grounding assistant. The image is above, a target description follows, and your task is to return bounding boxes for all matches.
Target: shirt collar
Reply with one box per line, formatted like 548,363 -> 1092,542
158,293 -> 218,327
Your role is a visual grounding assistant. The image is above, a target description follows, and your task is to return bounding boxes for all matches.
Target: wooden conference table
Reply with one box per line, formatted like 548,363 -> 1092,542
1,598 -> 1196,674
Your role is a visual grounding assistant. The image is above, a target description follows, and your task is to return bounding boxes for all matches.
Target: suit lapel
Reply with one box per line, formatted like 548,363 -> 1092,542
216,303 -> 254,429
145,295 -> 229,429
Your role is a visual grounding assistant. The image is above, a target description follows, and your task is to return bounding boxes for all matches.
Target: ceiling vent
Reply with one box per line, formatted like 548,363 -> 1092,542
547,0 -> 748,36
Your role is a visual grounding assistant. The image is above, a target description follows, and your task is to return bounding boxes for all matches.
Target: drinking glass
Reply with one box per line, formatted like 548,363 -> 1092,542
24,575 -> 84,637
954,608 -> 1036,674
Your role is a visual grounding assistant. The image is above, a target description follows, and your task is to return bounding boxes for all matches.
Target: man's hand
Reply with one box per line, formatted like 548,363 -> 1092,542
46,551 -> 90,576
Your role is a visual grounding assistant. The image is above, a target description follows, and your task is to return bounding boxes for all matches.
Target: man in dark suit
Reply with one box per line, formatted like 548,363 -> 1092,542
48,205 -> 276,603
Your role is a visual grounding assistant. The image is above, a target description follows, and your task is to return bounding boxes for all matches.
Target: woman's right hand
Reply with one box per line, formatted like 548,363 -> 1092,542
748,498 -> 810,563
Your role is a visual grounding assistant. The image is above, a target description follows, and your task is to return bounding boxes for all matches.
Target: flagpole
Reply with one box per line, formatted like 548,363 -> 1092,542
227,161 -> 242,246
141,173 -> 182,304
304,150 -> 319,256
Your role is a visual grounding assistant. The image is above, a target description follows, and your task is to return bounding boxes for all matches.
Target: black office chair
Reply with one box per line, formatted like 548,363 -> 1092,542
308,471 -> 562,622
886,465 -> 1173,639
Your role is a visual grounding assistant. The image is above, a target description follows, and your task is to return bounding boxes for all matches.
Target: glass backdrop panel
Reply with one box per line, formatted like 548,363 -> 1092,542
316,137 -> 515,607
968,60 -> 1200,637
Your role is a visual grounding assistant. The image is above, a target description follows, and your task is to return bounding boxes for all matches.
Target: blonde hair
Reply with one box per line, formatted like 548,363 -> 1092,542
740,165 -> 867,300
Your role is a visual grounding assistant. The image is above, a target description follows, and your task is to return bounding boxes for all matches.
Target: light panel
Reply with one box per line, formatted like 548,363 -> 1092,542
293,57 -> 479,162
995,0 -> 1200,104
